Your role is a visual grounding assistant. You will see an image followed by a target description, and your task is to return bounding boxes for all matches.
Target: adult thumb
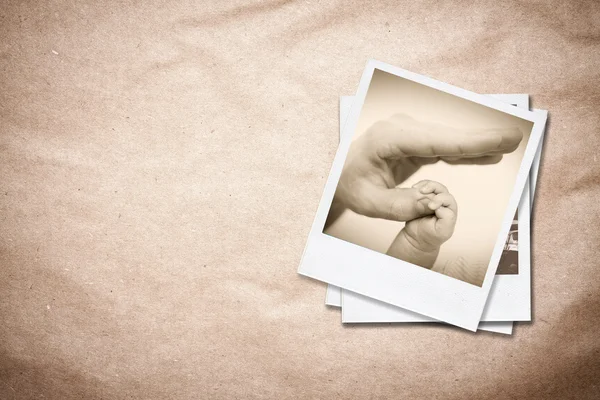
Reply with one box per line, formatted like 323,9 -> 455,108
359,187 -> 435,222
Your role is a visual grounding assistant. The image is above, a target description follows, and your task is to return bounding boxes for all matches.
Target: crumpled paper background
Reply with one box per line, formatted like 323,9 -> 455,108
1,1 -> 599,398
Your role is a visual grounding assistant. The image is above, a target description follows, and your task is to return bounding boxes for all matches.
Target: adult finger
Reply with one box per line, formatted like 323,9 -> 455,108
363,187 -> 435,221
368,119 -> 523,159
440,155 -> 503,165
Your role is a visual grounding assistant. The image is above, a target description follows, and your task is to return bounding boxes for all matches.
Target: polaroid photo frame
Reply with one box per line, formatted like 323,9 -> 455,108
329,95 -> 530,335
325,94 -> 542,334
340,101 -> 543,324
298,60 -> 547,331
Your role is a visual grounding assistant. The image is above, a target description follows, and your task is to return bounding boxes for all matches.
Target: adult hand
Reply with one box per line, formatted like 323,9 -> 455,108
328,114 -> 522,225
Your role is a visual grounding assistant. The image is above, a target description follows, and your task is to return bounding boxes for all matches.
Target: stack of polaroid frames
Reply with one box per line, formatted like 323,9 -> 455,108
298,60 -> 547,334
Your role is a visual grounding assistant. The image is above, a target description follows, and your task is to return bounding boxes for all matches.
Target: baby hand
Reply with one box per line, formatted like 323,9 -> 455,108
386,180 -> 457,269
403,180 -> 458,250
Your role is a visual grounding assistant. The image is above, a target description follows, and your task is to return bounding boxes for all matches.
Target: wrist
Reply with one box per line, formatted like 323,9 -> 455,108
387,230 -> 440,269
401,229 -> 441,253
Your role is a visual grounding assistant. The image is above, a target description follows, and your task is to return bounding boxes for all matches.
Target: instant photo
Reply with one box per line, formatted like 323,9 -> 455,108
298,60 -> 547,330
327,94 -> 542,330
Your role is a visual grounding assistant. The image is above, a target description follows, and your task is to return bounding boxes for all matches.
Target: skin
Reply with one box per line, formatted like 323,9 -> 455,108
325,113 -> 522,229
386,180 -> 457,269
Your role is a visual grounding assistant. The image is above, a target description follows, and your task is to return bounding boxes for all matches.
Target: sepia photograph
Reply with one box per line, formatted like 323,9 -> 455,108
298,60 -> 547,330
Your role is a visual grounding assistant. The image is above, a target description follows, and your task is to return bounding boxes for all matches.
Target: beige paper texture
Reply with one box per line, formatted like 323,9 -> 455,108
1,1 -> 599,398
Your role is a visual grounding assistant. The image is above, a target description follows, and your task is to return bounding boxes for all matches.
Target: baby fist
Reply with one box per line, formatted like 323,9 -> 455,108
403,186 -> 458,250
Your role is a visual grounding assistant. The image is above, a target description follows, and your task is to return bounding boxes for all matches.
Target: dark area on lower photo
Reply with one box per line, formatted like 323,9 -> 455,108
496,211 -> 519,275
